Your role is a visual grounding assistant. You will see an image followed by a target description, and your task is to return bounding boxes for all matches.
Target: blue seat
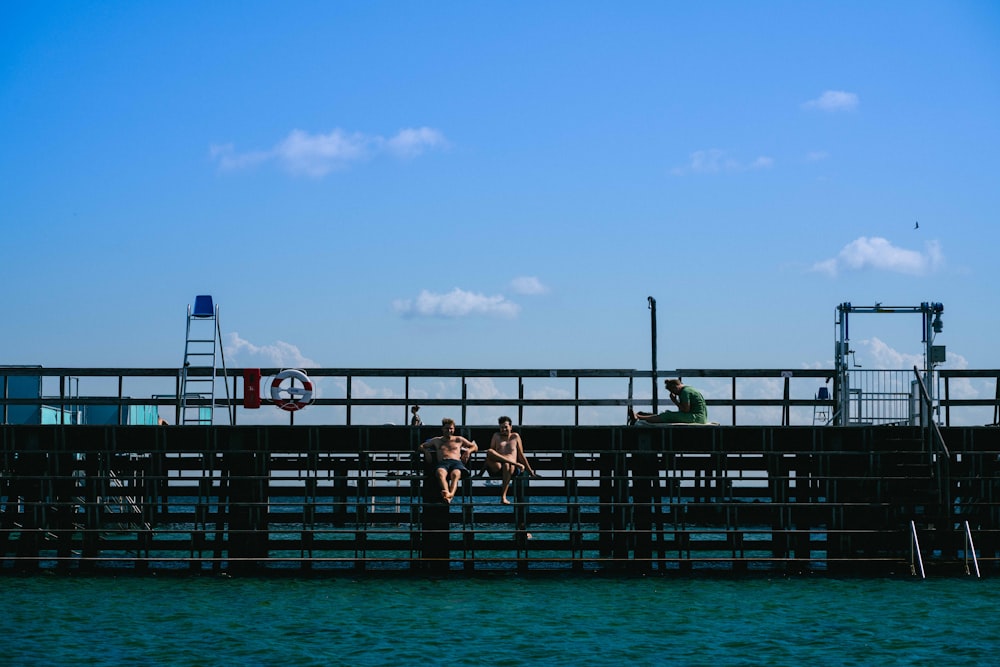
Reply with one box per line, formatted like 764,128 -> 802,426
192,295 -> 214,318
816,386 -> 830,401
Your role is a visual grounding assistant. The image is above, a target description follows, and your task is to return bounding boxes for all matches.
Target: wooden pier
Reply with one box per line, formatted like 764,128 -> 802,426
2,424 -> 998,576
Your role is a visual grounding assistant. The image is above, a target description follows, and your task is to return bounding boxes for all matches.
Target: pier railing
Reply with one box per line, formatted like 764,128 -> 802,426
5,366 -> 998,427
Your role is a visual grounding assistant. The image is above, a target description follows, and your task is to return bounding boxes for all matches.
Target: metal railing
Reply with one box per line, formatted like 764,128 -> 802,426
911,520 -> 926,578
911,366 -> 951,511
845,369 -> 914,425
3,366 -> 998,427
939,369 -> 1000,426
964,520 -> 981,578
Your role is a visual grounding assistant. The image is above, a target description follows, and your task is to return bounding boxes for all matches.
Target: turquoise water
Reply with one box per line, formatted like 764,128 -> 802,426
3,575 -> 998,666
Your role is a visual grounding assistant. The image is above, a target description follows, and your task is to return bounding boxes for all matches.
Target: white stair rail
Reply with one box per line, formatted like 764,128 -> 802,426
964,520 -> 981,578
910,520 -> 926,579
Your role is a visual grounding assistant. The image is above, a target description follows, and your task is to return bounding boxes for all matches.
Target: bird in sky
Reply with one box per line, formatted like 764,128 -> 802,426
914,220 -> 919,229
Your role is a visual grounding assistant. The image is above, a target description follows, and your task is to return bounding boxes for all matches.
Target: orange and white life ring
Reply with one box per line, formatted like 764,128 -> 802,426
270,369 -> 314,412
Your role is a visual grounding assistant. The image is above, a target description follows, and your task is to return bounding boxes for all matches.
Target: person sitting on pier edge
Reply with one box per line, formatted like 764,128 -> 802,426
483,415 -> 536,505
629,379 -> 708,425
418,418 -> 478,503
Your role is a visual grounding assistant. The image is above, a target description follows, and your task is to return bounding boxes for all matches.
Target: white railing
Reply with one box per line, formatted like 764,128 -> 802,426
910,520 -> 926,579
964,520 -> 981,578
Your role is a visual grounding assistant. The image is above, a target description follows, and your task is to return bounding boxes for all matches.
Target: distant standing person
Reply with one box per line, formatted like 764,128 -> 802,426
410,405 -> 422,426
484,416 -> 536,505
629,379 -> 708,424
418,418 -> 478,503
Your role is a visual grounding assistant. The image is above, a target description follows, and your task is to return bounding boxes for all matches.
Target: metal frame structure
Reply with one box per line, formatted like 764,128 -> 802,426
834,302 -> 944,426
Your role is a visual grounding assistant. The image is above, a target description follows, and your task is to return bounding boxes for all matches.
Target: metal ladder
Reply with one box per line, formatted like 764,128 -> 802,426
909,520 -> 981,578
180,295 -> 222,425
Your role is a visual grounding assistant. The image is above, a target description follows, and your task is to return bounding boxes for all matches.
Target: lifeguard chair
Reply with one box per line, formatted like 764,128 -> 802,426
813,385 -> 831,425
180,295 -> 225,425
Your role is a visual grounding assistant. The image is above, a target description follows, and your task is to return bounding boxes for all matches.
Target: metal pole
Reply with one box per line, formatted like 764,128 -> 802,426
922,302 -> 935,424
648,296 -> 658,413
835,303 -> 850,426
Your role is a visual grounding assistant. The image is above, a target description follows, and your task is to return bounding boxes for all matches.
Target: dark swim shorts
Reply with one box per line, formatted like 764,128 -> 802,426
436,459 -> 469,474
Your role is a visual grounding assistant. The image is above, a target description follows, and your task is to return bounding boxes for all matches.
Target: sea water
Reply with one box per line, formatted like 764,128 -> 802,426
3,575 -> 998,666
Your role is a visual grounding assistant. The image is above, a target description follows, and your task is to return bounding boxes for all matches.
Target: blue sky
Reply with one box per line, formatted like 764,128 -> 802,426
2,1 -> 999,383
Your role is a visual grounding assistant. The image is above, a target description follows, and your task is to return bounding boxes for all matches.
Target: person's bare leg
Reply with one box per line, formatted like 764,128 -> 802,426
447,470 -> 461,501
485,457 -> 502,477
500,463 -> 514,504
437,469 -> 451,502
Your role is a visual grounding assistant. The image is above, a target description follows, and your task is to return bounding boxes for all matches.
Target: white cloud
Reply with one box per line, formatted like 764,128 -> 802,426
466,377 -> 503,400
524,385 -> 573,400
383,127 -> 447,158
811,258 -> 839,275
347,378 -> 399,399
274,129 -> 370,176
803,90 -> 859,112
672,149 -> 774,175
224,332 -> 319,368
861,337 -> 923,370
393,288 -> 521,318
812,237 -> 944,277
210,126 -> 447,177
208,143 -> 270,170
687,149 -> 737,173
935,351 -> 981,407
510,276 -> 548,295
805,150 -> 829,162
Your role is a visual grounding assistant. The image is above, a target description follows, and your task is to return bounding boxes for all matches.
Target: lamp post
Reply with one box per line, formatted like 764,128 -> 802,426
649,296 -> 658,413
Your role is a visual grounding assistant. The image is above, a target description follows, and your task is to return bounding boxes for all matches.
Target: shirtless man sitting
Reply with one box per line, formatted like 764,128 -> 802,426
484,416 -> 536,505
418,418 -> 478,504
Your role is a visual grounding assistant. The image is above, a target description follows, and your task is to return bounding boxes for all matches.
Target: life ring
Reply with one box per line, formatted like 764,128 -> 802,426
270,369 -> 314,412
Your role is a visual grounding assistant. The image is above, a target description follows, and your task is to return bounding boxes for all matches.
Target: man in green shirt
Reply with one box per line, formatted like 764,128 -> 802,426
629,379 -> 708,424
